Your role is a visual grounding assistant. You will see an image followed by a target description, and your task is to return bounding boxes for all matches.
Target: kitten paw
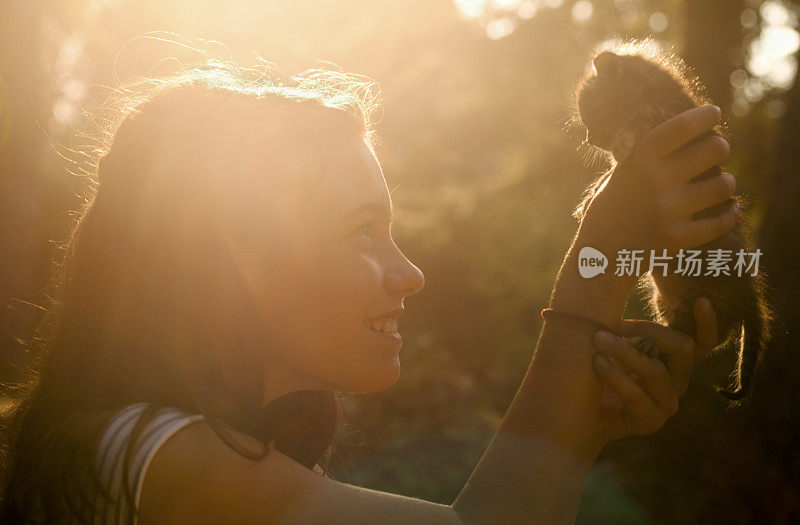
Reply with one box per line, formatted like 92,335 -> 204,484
629,335 -> 661,360
611,130 -> 636,161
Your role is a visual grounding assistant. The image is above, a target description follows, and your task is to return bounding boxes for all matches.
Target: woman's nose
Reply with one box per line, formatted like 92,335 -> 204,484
386,244 -> 425,297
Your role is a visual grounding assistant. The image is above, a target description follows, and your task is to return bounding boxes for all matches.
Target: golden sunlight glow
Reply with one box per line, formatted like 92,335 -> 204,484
571,1 -> 594,24
748,1 -> 799,89
731,0 -> 800,115
0,1 -> 797,521
452,0 -> 564,28
450,0 -> 797,120
648,11 -> 668,33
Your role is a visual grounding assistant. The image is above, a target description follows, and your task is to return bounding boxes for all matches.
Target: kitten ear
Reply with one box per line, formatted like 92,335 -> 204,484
593,51 -> 621,77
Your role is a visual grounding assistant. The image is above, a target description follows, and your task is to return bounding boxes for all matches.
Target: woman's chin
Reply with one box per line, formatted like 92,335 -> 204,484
343,358 -> 401,392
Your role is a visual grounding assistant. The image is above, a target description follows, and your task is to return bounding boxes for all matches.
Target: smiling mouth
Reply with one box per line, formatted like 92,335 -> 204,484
365,318 -> 398,334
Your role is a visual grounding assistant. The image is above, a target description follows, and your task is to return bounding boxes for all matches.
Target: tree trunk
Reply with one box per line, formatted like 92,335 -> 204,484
683,0 -> 743,110
742,47 -> 800,520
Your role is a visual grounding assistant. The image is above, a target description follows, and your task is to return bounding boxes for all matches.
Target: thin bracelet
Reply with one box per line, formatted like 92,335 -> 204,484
540,308 -> 623,338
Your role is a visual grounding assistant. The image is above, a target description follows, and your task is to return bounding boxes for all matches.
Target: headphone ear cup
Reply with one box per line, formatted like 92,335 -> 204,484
262,390 -> 340,470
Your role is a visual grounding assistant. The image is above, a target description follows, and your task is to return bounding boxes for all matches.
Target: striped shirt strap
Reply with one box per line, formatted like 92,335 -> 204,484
95,403 -> 204,524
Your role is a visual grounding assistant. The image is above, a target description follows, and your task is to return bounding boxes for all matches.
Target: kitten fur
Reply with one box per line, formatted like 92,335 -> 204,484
573,39 -> 774,402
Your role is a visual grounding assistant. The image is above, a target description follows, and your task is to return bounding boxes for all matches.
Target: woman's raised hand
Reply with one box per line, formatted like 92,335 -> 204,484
580,104 -> 738,253
591,297 -> 719,444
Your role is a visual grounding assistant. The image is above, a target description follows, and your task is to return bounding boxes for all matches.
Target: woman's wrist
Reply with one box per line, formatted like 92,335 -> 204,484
549,226 -> 637,326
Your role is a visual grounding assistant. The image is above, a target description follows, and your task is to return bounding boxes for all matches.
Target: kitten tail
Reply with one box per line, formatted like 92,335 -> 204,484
715,286 -> 772,402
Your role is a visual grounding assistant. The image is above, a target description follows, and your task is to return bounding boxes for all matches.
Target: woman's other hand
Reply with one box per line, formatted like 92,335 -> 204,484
580,104 -> 737,253
591,297 -> 719,444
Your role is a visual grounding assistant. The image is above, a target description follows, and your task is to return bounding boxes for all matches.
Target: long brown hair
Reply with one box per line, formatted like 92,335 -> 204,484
0,49 -> 380,523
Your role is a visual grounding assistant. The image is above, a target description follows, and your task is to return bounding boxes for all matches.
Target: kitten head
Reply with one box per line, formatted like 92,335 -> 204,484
574,39 -> 709,161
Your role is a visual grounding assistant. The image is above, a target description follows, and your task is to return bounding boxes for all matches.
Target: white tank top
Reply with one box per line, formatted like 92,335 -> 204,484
92,403 -> 204,524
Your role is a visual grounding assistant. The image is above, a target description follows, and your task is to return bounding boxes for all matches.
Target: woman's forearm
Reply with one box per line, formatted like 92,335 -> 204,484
452,224 -> 637,524
451,105 -> 727,523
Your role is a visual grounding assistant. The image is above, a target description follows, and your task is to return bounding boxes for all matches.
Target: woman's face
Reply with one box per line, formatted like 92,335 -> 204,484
229,131 -> 425,401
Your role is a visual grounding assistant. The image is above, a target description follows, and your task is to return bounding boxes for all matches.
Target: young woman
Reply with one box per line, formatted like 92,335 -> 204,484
0,55 -> 732,523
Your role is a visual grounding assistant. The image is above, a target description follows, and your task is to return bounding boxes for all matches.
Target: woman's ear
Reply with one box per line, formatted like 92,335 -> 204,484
593,51 -> 621,77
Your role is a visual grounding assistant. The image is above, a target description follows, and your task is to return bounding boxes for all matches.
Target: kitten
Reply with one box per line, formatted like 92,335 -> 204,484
573,39 -> 774,402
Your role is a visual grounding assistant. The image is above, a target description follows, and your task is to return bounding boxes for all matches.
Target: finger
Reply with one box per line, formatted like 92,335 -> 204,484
665,199 -> 739,248
617,319 -> 696,395
638,104 -> 721,158
594,331 -> 677,414
692,296 -> 719,361
594,355 -> 665,430
662,136 -> 730,186
594,331 -> 658,381
663,172 -> 736,218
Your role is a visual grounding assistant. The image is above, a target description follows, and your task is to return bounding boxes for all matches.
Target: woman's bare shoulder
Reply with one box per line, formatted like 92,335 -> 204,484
137,420 -> 324,524
138,420 -> 463,525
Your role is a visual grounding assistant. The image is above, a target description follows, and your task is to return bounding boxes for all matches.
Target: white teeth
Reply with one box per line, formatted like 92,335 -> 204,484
366,318 -> 398,334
